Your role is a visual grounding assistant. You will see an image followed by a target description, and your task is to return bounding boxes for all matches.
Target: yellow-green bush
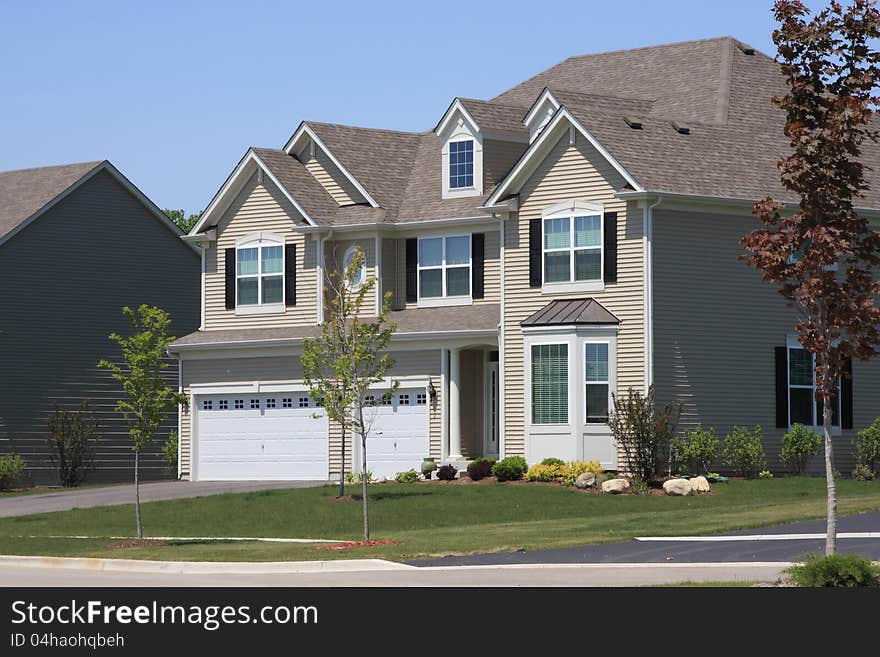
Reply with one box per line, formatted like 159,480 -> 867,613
559,460 -> 603,486
524,463 -> 563,482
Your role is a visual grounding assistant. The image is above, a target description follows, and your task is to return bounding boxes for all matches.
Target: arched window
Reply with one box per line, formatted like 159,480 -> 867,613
342,245 -> 367,290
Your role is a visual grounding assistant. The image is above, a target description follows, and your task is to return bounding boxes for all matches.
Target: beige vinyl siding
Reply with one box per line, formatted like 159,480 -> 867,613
204,172 -> 317,329
179,349 -> 441,480
652,208 -> 880,474
502,132 -> 645,457
296,141 -> 364,206
484,138 -> 528,189
459,349 -> 485,459
394,231 -> 501,310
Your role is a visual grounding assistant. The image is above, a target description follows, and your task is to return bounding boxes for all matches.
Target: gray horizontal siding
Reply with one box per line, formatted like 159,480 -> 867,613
0,169 -> 200,485
652,207 -> 880,475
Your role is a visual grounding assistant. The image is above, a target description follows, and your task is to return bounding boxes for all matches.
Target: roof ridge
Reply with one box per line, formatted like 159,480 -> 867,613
551,89 -> 655,104
0,160 -> 104,176
305,120 -> 425,138
458,96 -> 532,109
562,35 -> 743,62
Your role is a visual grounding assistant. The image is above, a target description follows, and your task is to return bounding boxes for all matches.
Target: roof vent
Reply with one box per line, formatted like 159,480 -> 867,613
623,115 -> 643,130
737,42 -> 755,55
671,121 -> 690,135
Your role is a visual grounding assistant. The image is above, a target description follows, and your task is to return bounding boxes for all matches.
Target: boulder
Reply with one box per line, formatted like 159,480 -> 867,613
574,472 -> 596,489
601,478 -> 630,494
689,476 -> 711,493
663,478 -> 692,496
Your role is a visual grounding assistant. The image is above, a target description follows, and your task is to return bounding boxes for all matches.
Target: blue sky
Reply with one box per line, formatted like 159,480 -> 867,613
0,0 -> 825,213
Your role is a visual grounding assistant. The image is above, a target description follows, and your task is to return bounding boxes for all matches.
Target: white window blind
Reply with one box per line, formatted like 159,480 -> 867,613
531,343 -> 568,424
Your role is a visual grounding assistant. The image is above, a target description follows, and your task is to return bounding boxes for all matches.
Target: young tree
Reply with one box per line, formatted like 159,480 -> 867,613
98,305 -> 184,539
302,248 -> 398,540
741,0 -> 880,554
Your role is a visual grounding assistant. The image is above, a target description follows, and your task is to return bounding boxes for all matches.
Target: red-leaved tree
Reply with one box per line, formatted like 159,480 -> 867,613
741,0 -> 880,555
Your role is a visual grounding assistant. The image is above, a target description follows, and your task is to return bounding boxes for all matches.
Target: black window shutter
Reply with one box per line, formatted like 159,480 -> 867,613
529,218 -> 542,287
284,243 -> 297,306
472,233 -> 485,299
405,238 -> 418,302
775,346 -> 789,428
224,248 -> 236,310
604,211 -> 618,283
841,357 -> 854,430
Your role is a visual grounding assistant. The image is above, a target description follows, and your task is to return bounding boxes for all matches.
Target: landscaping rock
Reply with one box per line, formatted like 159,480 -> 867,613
574,472 -> 596,489
689,476 -> 711,493
663,478 -> 692,496
601,478 -> 630,494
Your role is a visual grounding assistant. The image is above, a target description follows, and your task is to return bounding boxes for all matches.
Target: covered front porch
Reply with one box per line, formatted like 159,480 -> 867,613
439,343 -> 500,468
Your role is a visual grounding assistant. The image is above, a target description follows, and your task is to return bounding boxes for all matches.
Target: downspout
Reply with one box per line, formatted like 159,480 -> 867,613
644,195 -> 662,394
317,230 -> 334,324
375,234 -> 382,315
176,352 -> 183,480
496,212 -> 506,460
199,244 -> 206,330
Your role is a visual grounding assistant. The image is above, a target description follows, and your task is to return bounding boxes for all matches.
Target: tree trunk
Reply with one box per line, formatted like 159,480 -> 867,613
339,425 -> 346,498
823,393 -> 837,555
357,404 -> 369,541
134,450 -> 142,540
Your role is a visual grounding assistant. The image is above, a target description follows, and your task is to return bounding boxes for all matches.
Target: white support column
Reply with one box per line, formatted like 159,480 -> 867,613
449,347 -> 463,460
440,348 -> 448,462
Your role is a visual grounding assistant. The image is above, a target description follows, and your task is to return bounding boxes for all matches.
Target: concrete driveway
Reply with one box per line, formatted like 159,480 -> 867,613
0,480 -> 329,518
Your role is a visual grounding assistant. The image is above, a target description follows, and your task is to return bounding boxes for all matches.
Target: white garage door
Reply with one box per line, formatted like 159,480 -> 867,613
362,388 -> 429,479
196,393 -> 328,481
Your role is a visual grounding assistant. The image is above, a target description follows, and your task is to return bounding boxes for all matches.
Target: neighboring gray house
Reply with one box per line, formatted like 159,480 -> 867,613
0,161 -> 200,485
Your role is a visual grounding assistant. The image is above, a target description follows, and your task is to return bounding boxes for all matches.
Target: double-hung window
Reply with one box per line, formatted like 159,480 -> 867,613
237,237 -> 284,307
585,343 -> 610,423
449,140 -> 474,189
543,213 -> 602,284
418,235 -> 471,303
531,343 -> 568,424
788,346 -> 840,427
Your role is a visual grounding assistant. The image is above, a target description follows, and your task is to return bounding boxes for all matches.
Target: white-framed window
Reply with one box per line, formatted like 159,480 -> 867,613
531,343 -> 569,424
449,139 -> 474,189
342,245 -> 367,290
787,343 -> 840,428
418,234 -> 471,306
584,342 -> 610,423
543,213 -> 602,285
236,235 -> 284,310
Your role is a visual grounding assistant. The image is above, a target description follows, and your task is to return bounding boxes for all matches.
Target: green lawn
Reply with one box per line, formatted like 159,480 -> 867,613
0,478 -> 878,562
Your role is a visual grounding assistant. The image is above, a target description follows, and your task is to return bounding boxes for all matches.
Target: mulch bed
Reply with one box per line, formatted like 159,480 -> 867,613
323,495 -> 356,503
317,539 -> 398,551
104,539 -> 169,549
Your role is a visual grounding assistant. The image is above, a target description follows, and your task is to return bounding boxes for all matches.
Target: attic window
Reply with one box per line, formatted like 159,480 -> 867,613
623,116 -> 643,130
449,139 -> 474,189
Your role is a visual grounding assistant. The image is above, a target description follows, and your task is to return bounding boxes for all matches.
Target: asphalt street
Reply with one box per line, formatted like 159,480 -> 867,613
408,511 -> 880,566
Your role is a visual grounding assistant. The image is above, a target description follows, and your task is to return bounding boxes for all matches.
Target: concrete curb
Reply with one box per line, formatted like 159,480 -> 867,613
0,555 -> 417,574
415,561 -> 794,571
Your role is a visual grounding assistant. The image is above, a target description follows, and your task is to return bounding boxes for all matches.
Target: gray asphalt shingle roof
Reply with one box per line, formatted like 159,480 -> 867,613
0,161 -> 103,242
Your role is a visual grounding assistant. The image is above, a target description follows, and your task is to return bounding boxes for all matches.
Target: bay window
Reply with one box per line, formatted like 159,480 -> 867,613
585,342 -> 610,423
531,343 -> 568,424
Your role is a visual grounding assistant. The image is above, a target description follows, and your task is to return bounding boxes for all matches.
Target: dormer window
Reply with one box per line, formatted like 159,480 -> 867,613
449,140 -> 474,189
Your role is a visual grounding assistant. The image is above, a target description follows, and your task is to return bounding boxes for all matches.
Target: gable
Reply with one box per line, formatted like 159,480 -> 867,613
216,170 -> 309,237
294,139 -> 366,206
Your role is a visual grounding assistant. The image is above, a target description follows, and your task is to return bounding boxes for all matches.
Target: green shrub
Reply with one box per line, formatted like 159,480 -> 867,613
630,478 -> 649,495
466,457 -> 496,481
855,417 -> 880,476
722,425 -> 767,478
394,469 -> 420,484
525,463 -> 562,482
786,553 -> 880,587
345,471 -> 374,484
491,456 -> 528,482
0,454 -> 26,491
852,464 -> 874,481
559,460 -> 603,486
162,431 -> 179,474
759,470 -> 774,479
46,401 -> 99,487
609,386 -> 681,483
780,423 -> 822,475
540,457 -> 565,467
672,425 -> 720,476
436,464 -> 458,481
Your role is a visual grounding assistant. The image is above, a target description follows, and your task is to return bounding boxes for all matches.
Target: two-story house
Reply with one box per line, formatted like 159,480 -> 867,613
170,36 -> 880,482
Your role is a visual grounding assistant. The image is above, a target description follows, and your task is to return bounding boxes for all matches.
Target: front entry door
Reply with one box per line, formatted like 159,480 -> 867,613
485,362 -> 499,458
